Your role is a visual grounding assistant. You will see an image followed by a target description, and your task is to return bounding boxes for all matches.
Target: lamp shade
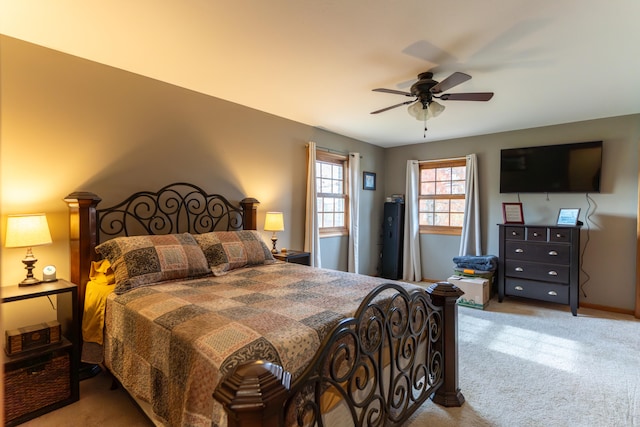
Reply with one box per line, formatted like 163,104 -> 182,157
5,214 -> 52,248
264,212 -> 285,232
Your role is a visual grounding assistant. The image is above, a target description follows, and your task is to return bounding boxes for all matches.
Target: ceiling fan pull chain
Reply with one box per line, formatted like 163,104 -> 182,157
423,117 -> 428,137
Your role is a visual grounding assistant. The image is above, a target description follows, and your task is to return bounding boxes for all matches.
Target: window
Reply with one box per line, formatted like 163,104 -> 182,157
316,151 -> 348,236
419,158 -> 466,235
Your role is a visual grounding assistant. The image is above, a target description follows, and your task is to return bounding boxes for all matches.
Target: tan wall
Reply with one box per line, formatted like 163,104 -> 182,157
0,36 -> 386,297
385,114 -> 640,311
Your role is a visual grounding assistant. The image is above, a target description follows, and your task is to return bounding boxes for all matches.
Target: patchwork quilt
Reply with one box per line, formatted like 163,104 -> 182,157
103,261 -> 416,427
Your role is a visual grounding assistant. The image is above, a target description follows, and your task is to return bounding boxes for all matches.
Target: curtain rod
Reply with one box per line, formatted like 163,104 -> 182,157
418,155 -> 467,163
307,144 -> 362,158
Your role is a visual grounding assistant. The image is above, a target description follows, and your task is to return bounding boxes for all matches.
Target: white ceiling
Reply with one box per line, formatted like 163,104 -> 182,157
2,1 -> 639,148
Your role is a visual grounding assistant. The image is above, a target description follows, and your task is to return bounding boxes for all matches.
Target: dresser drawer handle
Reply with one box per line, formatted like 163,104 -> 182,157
515,267 -> 524,272
533,232 -> 539,237
511,231 -> 518,236
556,233 -> 563,238
548,290 -> 558,296
515,248 -> 524,253
514,286 -> 524,291
548,250 -> 558,256
548,271 -> 558,276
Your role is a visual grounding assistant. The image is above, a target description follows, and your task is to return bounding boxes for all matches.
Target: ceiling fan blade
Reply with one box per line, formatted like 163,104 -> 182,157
370,100 -> 415,114
372,88 -> 413,97
439,92 -> 494,101
431,72 -> 471,94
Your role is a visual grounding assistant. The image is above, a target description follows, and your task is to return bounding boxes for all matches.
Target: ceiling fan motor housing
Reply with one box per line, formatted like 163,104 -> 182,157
410,72 -> 436,106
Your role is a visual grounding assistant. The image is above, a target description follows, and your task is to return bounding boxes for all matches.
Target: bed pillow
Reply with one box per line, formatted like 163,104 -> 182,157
95,233 -> 211,294
193,230 -> 275,276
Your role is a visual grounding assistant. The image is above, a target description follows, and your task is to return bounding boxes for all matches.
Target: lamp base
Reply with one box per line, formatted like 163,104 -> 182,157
19,277 -> 42,287
271,236 -> 279,254
19,250 -> 41,286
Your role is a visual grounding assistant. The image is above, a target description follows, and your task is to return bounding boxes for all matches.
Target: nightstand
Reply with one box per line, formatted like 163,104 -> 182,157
273,250 -> 311,266
2,279 -> 80,426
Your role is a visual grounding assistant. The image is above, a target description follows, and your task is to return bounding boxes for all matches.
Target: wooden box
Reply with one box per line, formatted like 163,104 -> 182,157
5,320 -> 61,356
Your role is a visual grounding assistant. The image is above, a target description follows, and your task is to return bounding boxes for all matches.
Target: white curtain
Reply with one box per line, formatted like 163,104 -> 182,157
459,153 -> 482,255
402,160 -> 422,281
348,153 -> 360,273
304,142 -> 321,267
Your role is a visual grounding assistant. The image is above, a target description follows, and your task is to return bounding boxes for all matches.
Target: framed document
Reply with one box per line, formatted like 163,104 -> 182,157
502,202 -> 524,224
557,208 -> 580,226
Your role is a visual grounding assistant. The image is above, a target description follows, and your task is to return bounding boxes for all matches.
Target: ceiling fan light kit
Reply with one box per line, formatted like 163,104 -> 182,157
372,71 -> 494,135
407,100 -> 445,121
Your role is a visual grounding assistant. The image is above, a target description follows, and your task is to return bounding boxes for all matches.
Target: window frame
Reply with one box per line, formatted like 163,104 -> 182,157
316,150 -> 349,237
418,158 -> 467,236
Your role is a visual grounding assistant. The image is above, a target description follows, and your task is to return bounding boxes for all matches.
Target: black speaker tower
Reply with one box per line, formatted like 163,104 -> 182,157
381,202 -> 404,279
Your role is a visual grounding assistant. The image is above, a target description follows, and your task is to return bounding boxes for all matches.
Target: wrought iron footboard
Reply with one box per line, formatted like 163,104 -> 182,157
215,282 -> 464,427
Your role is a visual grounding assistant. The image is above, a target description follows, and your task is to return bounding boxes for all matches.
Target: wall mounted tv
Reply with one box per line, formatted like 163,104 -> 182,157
500,141 -> 602,193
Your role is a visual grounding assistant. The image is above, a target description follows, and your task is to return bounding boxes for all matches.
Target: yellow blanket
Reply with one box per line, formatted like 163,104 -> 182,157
81,259 -> 115,345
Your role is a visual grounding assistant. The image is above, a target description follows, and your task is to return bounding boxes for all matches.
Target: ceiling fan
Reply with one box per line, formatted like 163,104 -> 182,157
371,71 -> 494,133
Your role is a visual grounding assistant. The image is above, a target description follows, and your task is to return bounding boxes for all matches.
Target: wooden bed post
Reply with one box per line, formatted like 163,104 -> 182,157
241,198 -> 259,230
427,281 -> 465,407
63,192 -> 101,324
214,360 -> 291,427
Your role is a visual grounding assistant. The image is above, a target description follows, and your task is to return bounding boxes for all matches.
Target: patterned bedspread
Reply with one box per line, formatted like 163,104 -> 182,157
104,261 -> 416,427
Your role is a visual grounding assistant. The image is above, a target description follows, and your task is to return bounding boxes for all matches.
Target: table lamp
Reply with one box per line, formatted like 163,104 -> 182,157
5,213 -> 53,286
264,212 -> 284,254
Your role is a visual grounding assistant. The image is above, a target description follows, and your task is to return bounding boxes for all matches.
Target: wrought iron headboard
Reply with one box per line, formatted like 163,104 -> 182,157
64,183 -> 259,316
95,182 -> 249,243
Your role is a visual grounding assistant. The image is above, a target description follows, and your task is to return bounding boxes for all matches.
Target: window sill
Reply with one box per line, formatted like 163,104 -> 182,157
320,231 -> 348,238
419,227 -> 462,236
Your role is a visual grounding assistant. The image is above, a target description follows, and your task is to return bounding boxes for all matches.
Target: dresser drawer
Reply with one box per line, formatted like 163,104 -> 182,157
505,278 -> 569,304
526,227 -> 547,241
504,226 -> 525,240
549,227 -> 572,243
504,260 -> 569,283
504,241 -> 570,264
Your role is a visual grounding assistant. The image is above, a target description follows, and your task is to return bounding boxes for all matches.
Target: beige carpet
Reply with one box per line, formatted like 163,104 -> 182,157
17,297 -> 639,427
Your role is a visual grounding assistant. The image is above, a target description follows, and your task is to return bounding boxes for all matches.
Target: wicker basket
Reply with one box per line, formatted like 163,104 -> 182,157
4,350 -> 71,423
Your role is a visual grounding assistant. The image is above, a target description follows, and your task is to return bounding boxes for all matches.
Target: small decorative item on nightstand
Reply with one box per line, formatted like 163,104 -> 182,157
43,265 -> 58,282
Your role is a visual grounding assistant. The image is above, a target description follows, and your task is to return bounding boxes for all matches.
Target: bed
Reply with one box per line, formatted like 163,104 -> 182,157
64,182 -> 465,427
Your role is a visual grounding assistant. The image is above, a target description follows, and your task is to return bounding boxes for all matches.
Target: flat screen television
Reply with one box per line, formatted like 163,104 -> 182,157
500,141 -> 602,193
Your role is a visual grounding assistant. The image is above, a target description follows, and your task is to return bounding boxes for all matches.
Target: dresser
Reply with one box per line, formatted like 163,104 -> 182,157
498,224 -> 581,316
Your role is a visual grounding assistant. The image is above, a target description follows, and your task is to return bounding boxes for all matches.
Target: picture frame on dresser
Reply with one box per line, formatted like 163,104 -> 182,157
557,208 -> 580,226
502,202 -> 524,224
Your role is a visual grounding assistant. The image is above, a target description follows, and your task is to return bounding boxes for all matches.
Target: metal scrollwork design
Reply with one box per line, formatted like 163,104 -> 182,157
96,182 -> 244,241
284,283 -> 444,427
